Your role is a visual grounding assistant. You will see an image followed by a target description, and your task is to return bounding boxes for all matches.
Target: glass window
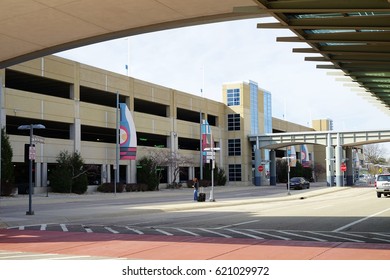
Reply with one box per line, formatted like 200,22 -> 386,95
250,82 -> 258,134
227,114 -> 240,131
229,164 -> 242,182
263,91 -> 272,134
227,88 -> 240,106
228,139 -> 241,156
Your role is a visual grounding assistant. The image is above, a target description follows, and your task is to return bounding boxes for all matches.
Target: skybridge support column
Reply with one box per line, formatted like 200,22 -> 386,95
335,133 -> 343,186
270,150 -> 276,186
346,147 -> 354,186
254,137 -> 262,186
326,133 -> 334,186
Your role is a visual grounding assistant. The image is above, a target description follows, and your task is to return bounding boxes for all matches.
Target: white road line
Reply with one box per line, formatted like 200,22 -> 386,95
50,255 -> 101,260
309,231 -> 365,243
0,253 -> 59,259
200,228 -> 232,238
40,224 -> 47,231
246,230 -> 291,240
333,207 -> 390,232
216,220 -> 260,229
313,205 -> 333,210
0,251 -> 22,255
174,228 -> 200,236
373,233 -> 390,238
82,226 -> 93,233
372,238 -> 390,243
125,226 -> 144,235
155,229 -> 173,236
104,227 -> 119,234
225,229 -> 263,240
278,231 -> 326,242
60,224 -> 68,232
337,232 -> 366,238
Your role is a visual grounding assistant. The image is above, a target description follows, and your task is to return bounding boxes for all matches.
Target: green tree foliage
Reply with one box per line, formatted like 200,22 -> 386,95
1,128 -> 14,196
136,156 -> 161,191
49,151 -> 88,194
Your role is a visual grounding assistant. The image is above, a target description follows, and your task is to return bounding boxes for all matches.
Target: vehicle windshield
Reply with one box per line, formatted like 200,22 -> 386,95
378,175 -> 390,181
290,178 -> 301,182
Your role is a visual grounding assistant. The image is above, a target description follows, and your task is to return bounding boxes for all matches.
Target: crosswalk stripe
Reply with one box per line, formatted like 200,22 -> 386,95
155,229 -> 173,236
226,229 -> 263,240
82,225 -> 93,233
174,228 -> 200,236
372,237 -> 390,243
278,231 -> 326,242
125,227 -> 144,235
40,224 -> 47,231
60,224 -> 68,232
200,228 -> 232,238
104,227 -> 119,234
246,229 -> 291,240
309,231 -> 364,243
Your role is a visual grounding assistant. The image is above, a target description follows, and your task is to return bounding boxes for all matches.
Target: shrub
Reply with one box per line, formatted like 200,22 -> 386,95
97,182 -> 125,193
1,128 -> 15,196
49,151 -> 88,194
72,173 -> 89,194
1,182 -> 14,196
50,168 -> 72,193
125,183 -> 148,192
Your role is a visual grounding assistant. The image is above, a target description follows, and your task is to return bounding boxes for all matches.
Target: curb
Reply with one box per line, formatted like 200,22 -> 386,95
129,186 -> 350,212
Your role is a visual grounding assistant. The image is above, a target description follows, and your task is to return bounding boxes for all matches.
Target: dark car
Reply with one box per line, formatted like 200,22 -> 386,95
287,177 -> 310,190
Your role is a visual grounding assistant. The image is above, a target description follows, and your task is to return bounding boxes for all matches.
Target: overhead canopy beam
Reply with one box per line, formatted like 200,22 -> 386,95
253,0 -> 390,110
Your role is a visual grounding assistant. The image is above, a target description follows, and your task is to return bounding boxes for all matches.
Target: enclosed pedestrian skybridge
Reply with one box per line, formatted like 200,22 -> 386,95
249,129 -> 390,187
249,129 -> 390,149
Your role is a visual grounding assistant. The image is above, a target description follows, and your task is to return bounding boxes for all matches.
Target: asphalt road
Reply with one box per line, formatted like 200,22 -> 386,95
1,183 -> 390,244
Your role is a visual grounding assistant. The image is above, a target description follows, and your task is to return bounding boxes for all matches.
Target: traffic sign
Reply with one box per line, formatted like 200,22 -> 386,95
29,146 -> 36,160
32,135 -> 45,144
341,163 -> 347,172
258,165 -> 264,172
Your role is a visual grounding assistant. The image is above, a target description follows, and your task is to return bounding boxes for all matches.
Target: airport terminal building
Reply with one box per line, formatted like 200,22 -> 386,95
1,55 -> 324,193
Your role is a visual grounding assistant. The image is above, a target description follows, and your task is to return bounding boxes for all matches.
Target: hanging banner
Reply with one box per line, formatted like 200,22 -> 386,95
201,119 -> 213,162
301,144 -> 311,168
287,146 -> 297,167
120,103 -> 137,160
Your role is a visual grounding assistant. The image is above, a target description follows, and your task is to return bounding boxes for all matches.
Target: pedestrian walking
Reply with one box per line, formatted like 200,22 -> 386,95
192,177 -> 199,201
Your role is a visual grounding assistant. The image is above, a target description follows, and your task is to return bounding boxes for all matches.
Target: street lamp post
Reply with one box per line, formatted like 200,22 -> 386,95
204,146 -> 220,202
282,156 -> 294,196
18,124 -> 45,215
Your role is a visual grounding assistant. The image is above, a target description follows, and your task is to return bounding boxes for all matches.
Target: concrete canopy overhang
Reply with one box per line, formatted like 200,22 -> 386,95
2,0 -> 390,113
0,0 -> 266,68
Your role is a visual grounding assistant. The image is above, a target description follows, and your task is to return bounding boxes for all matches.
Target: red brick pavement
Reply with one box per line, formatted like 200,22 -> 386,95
1,229 -> 390,260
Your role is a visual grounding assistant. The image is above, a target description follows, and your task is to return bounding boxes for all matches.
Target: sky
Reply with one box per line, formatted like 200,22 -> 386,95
56,17 -> 390,134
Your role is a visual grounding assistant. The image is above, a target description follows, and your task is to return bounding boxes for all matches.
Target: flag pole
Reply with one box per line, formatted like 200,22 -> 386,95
115,91 -> 119,196
199,65 -> 204,180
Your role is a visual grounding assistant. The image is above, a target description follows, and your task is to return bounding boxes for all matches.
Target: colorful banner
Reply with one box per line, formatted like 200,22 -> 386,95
287,146 -> 297,167
201,119 -> 213,162
120,103 -> 137,160
301,144 -> 311,168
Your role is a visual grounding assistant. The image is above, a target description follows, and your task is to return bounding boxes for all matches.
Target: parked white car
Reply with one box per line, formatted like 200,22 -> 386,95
375,174 -> 390,198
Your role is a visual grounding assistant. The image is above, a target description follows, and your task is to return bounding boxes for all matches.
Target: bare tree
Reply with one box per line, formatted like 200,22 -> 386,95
146,149 -> 195,187
364,144 -> 388,165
